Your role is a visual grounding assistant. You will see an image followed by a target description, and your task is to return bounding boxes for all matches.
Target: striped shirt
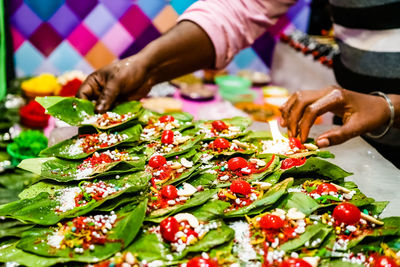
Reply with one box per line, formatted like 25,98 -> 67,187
330,0 -> 400,95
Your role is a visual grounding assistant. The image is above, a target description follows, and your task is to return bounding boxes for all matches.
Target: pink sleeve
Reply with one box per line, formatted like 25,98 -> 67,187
178,0 -> 297,69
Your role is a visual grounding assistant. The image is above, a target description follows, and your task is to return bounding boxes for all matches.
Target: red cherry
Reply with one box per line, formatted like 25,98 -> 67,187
279,258 -> 312,267
160,217 -> 180,242
259,214 -> 284,230
316,183 -> 338,195
227,157 -> 248,171
280,158 -> 306,170
374,256 -> 398,267
332,203 -> 361,225
187,257 -> 218,267
161,130 -> 174,144
213,138 -> 230,149
230,180 -> 252,195
160,185 -> 178,200
289,137 -> 303,149
212,120 -> 228,132
159,115 -> 175,123
149,155 -> 167,168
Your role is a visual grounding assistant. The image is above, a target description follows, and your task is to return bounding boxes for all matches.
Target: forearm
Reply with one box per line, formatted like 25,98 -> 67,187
138,21 -> 215,86
389,94 -> 400,128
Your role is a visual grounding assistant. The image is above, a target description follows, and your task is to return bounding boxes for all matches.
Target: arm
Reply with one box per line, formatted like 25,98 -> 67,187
78,0 -> 296,112
280,86 -> 400,147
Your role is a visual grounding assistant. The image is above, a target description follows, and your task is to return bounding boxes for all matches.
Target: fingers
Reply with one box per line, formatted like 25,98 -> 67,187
316,117 -> 363,147
95,80 -> 120,113
76,73 -> 102,100
280,90 -> 326,138
298,89 -> 345,142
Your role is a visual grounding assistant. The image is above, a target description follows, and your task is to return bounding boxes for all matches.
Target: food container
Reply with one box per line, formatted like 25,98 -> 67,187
215,75 -> 255,103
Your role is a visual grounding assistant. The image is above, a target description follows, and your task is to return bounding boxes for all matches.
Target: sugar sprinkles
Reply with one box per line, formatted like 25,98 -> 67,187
47,212 -> 118,252
63,132 -> 130,156
82,112 -> 134,128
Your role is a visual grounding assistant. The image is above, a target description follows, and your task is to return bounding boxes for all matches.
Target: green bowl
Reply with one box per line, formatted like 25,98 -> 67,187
6,143 -> 35,166
215,75 -> 252,94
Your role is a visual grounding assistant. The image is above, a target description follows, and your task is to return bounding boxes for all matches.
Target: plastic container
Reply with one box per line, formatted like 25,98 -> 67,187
215,75 -> 255,103
6,143 -> 34,166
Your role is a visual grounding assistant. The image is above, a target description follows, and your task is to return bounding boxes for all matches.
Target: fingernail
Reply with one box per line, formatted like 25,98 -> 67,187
316,138 -> 330,147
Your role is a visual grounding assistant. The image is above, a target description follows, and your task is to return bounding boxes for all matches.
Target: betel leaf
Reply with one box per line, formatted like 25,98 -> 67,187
39,124 -> 142,160
16,200 -> 147,263
184,116 -> 252,141
36,96 -> 94,126
279,223 -> 330,251
143,133 -> 204,159
127,220 -> 234,263
0,219 -> 33,238
0,172 -> 150,225
19,154 -> 146,182
189,154 -> 279,188
0,169 -> 38,191
278,192 -> 320,216
346,217 -> 400,249
178,222 -> 234,259
361,201 -> 389,216
36,97 -> 143,130
0,239 -> 63,267
274,157 -> 352,181
191,200 -> 231,222
139,109 -> 193,125
224,178 -> 293,218
146,189 -> 219,222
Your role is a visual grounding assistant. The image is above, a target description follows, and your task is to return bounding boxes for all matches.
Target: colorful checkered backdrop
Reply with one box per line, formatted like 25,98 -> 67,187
8,0 -> 311,77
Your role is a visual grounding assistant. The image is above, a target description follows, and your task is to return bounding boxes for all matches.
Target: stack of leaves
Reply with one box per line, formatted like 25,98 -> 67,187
0,96 -> 398,267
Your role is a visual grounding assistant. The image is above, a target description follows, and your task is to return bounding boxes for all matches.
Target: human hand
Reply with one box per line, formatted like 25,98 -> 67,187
77,55 -> 152,113
279,86 -> 391,147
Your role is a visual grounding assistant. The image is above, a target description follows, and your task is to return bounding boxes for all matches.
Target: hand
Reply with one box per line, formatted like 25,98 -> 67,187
77,55 -> 152,113
279,86 -> 391,147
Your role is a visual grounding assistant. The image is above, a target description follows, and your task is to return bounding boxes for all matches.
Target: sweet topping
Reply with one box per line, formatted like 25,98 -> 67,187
66,133 -> 129,155
186,256 -> 218,267
212,120 -> 228,132
259,214 -> 284,230
174,213 -> 200,228
316,183 -> 338,195
160,217 -> 180,242
332,203 -> 361,225
279,258 -> 312,267
281,157 -> 306,170
47,212 -> 117,252
159,115 -> 175,123
227,157 -> 248,171
160,185 -> 178,200
149,155 -> 167,169
230,180 -> 252,195
178,183 -> 198,197
82,112 -> 134,128
212,137 -> 230,150
161,130 -> 174,144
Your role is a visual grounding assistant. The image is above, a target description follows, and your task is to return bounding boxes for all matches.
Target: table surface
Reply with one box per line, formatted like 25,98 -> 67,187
251,122 -> 400,218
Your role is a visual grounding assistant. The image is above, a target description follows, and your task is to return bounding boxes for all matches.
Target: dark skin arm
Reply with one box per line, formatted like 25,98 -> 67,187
77,21 -> 215,113
280,86 -> 400,147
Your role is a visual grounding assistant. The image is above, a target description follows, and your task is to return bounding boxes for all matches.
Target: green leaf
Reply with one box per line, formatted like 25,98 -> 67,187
19,154 -> 146,182
146,189 -> 219,222
0,172 -> 150,225
279,223 -> 330,251
278,192 -> 320,216
36,97 -> 143,130
276,157 -> 352,181
16,200 -> 147,263
224,178 -> 293,218
191,200 -> 231,222
0,219 -> 34,238
0,239 -> 64,267
36,96 -> 94,126
143,133 -> 204,159
39,124 -> 142,160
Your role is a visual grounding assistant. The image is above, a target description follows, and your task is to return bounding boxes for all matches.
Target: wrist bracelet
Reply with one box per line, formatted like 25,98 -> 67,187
365,91 -> 395,139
